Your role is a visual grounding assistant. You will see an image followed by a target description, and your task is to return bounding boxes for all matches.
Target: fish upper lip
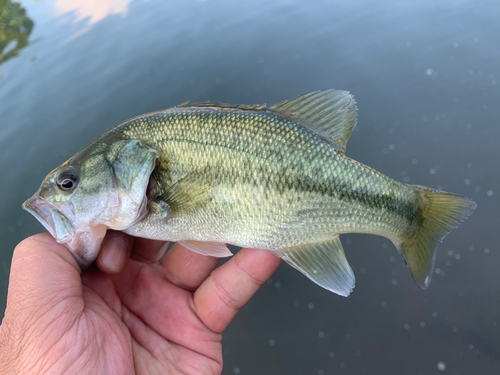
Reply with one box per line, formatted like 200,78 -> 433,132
23,196 -> 74,242
23,197 -> 57,238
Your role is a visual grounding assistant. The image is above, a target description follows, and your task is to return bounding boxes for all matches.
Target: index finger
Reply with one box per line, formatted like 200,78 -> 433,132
193,248 -> 282,333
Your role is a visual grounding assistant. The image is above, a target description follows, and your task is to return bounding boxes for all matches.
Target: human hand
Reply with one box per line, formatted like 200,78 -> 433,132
0,232 -> 282,374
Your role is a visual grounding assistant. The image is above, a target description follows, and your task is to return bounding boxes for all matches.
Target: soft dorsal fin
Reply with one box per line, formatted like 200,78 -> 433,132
269,89 -> 357,152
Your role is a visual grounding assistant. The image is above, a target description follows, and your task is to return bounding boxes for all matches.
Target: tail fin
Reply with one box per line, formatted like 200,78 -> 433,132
397,185 -> 476,289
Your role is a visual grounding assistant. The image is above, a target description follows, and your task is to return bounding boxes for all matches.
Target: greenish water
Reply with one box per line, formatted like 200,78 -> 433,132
1,0 -> 499,373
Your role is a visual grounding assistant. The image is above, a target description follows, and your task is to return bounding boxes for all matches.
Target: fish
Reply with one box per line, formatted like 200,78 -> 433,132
23,90 -> 476,296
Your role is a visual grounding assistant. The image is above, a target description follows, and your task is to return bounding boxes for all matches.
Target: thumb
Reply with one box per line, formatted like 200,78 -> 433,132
5,233 -> 83,325
0,234 -> 84,372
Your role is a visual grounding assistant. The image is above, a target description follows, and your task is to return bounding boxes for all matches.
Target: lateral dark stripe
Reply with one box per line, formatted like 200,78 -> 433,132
204,166 -> 419,223
276,174 -> 419,223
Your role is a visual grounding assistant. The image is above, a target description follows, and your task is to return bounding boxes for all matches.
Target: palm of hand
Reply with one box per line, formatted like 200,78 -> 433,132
0,233 -> 281,375
77,261 -> 221,375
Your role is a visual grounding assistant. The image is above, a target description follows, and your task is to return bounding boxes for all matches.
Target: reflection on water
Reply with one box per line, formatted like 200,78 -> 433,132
53,0 -> 133,25
0,0 -> 34,65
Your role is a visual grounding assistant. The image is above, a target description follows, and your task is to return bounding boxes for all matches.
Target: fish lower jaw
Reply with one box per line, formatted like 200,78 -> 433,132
63,224 -> 108,269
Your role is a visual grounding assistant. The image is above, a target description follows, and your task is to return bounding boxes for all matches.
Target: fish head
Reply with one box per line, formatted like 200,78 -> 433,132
23,139 -> 159,268
23,153 -> 119,268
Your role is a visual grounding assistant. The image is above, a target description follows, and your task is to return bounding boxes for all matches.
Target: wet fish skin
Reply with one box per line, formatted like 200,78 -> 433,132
121,107 -> 416,246
23,90 -> 476,296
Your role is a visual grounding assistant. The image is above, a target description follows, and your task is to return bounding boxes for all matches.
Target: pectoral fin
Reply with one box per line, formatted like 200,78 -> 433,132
179,241 -> 233,258
278,237 -> 355,296
160,166 -> 218,216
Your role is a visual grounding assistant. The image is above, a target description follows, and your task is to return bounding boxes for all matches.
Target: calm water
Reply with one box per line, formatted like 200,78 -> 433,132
1,0 -> 499,373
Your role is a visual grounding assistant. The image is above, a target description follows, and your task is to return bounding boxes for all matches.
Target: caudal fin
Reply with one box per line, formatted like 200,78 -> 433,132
396,185 -> 476,289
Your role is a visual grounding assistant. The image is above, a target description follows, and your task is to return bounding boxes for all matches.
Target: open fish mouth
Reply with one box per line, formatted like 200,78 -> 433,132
23,196 -> 108,268
22,196 -> 74,243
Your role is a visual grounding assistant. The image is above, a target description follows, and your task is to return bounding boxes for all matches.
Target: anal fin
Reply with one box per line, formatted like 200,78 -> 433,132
279,236 -> 355,297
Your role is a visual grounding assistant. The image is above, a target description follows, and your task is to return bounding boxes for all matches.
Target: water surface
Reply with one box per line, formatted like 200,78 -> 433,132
1,0 -> 499,373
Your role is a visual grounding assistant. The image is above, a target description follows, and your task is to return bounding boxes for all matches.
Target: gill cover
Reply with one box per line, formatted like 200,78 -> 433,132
72,139 -> 160,266
105,140 -> 160,230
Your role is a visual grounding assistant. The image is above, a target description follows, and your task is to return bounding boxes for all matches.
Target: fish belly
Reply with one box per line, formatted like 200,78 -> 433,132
170,182 -> 418,251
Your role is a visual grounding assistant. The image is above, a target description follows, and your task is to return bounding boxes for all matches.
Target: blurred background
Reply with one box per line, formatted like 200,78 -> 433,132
1,0 -> 499,373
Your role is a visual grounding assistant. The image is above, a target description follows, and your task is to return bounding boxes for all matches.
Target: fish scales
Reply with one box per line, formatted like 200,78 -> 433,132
23,90 -> 476,296
112,107 -> 418,247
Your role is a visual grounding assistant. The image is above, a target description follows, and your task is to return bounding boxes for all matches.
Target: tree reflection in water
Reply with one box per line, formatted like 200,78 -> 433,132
0,0 -> 34,65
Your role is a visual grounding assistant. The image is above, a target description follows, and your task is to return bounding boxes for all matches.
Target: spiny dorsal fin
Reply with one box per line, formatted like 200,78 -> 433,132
269,89 -> 357,152
176,101 -> 268,111
278,236 -> 355,296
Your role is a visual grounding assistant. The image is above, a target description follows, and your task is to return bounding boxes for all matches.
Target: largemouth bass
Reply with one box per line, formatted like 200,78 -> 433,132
23,90 -> 476,296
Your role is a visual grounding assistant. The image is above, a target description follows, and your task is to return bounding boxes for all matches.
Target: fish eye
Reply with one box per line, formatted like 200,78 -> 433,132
57,169 -> 78,191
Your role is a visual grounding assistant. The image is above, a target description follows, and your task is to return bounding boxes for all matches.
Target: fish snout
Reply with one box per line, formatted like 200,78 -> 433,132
22,196 -> 74,243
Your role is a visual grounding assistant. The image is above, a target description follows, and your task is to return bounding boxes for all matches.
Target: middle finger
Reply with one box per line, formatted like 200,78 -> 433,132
160,242 -> 222,291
